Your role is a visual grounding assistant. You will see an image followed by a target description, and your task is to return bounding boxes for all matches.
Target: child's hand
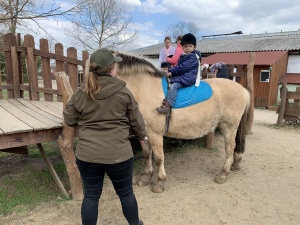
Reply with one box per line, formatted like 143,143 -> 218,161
167,72 -> 172,77
140,136 -> 148,142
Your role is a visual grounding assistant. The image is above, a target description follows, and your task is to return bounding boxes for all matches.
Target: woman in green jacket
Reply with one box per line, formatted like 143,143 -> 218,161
63,48 -> 147,225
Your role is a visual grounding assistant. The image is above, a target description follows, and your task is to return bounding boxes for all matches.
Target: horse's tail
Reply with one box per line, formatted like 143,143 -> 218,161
234,90 -> 251,154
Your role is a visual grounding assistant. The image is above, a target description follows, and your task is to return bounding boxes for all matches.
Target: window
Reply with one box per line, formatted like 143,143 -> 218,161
260,70 -> 270,82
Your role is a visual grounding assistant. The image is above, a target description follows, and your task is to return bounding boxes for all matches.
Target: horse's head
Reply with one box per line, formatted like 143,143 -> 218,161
116,52 -> 165,78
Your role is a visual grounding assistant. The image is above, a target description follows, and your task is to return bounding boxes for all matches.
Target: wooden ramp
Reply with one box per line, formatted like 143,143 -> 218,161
0,98 -> 63,148
0,99 -> 69,198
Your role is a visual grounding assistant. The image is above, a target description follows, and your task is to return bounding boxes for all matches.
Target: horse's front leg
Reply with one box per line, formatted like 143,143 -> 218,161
214,132 -> 235,184
150,133 -> 166,193
137,140 -> 153,187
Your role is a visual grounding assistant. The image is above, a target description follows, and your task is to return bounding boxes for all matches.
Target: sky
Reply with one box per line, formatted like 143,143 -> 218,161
22,0 -> 300,52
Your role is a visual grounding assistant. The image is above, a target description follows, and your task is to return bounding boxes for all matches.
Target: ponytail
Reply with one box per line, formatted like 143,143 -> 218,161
84,58 -> 115,100
84,58 -> 101,100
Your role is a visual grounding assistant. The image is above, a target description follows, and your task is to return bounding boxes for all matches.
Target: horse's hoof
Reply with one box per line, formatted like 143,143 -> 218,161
214,175 -> 227,184
231,163 -> 241,171
151,182 -> 165,193
137,174 -> 150,187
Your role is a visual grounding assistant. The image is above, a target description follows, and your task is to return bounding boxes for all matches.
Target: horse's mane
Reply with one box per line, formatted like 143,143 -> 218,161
117,52 -> 165,78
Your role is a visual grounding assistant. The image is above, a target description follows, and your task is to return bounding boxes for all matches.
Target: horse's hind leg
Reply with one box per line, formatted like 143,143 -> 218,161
231,152 -> 242,171
137,140 -> 153,187
214,127 -> 236,184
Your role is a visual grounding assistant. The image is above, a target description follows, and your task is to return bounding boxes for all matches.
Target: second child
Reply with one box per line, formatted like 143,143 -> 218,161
156,33 -> 201,114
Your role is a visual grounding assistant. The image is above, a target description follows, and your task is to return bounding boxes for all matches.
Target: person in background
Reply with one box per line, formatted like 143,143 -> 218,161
166,35 -> 183,67
161,61 -> 171,74
159,36 -> 175,65
209,62 -> 230,79
156,33 -> 201,114
63,48 -> 146,225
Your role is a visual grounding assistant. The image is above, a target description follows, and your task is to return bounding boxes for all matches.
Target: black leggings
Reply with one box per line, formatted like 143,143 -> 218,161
76,157 -> 140,225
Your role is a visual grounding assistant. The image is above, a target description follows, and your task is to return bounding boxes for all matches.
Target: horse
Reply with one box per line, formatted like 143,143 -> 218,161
116,52 -> 251,193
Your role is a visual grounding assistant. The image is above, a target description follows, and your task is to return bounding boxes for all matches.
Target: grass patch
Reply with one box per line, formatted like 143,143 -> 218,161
0,162 -> 69,215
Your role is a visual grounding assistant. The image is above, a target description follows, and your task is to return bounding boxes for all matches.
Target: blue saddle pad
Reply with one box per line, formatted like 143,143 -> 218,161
162,77 -> 213,108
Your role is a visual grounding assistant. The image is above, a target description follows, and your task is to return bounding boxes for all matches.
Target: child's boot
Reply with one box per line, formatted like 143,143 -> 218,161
156,99 -> 171,114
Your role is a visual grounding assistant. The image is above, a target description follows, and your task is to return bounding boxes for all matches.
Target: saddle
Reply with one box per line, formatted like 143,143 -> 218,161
161,77 -> 213,132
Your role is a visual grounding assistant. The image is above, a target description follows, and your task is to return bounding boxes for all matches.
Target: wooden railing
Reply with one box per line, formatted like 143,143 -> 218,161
277,83 -> 300,125
0,33 -> 89,101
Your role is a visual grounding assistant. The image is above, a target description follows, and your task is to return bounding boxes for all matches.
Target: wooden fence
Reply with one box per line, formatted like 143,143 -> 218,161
277,83 -> 300,125
0,33 -> 89,101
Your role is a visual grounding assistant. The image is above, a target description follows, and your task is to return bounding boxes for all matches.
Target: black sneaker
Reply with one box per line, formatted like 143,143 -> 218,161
138,220 -> 144,225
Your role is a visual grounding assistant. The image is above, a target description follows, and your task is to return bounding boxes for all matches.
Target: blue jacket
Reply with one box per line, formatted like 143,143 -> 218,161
168,50 -> 201,87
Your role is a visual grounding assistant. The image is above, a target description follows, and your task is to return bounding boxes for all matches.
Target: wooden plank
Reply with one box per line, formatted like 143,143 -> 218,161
17,33 -> 24,99
0,84 -> 14,89
286,91 -> 300,101
4,33 -> 16,99
0,146 -> 28,154
11,46 -> 21,98
277,83 -> 287,125
37,143 -> 70,198
0,99 -> 49,130
0,128 -> 62,149
0,102 -> 33,135
37,87 -> 59,95
67,47 -> 79,90
26,47 -> 39,100
293,87 -> 300,109
25,99 -> 63,119
55,43 -> 64,102
40,39 -> 53,101
43,101 -> 63,110
16,99 -> 63,124
7,99 -> 62,127
13,46 -> 85,65
284,107 -> 300,117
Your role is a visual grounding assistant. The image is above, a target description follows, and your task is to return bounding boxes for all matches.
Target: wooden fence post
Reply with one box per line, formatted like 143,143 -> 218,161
277,83 -> 287,126
246,52 -> 255,134
54,71 -> 83,201
67,47 -> 78,90
55,43 -> 64,102
40,38 -> 53,101
4,33 -> 16,99
24,34 -> 39,100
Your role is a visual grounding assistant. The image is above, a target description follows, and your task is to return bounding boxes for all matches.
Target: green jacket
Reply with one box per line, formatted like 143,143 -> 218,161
63,75 -> 146,164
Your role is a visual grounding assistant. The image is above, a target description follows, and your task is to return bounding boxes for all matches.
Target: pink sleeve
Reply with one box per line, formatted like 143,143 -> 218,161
166,46 -> 183,66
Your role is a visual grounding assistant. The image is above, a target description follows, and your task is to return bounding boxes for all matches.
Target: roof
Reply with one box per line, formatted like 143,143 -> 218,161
133,30 -> 300,55
201,51 -> 288,65
279,73 -> 300,84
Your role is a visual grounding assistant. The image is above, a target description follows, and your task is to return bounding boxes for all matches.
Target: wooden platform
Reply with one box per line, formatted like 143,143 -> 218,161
0,98 -> 63,150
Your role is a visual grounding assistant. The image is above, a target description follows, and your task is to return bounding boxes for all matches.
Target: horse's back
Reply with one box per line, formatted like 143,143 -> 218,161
205,78 -> 250,109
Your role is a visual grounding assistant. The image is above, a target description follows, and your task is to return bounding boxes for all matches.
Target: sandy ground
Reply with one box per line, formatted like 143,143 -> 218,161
1,109 -> 300,225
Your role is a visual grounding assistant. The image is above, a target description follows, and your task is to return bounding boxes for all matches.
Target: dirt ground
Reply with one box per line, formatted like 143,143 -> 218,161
1,111 -> 300,225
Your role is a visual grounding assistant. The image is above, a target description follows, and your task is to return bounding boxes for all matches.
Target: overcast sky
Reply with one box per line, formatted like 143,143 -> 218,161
24,0 -> 300,51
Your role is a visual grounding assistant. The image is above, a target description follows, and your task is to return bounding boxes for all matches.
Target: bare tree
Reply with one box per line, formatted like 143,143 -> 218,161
65,0 -> 138,51
0,0 -> 81,35
165,21 -> 201,42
